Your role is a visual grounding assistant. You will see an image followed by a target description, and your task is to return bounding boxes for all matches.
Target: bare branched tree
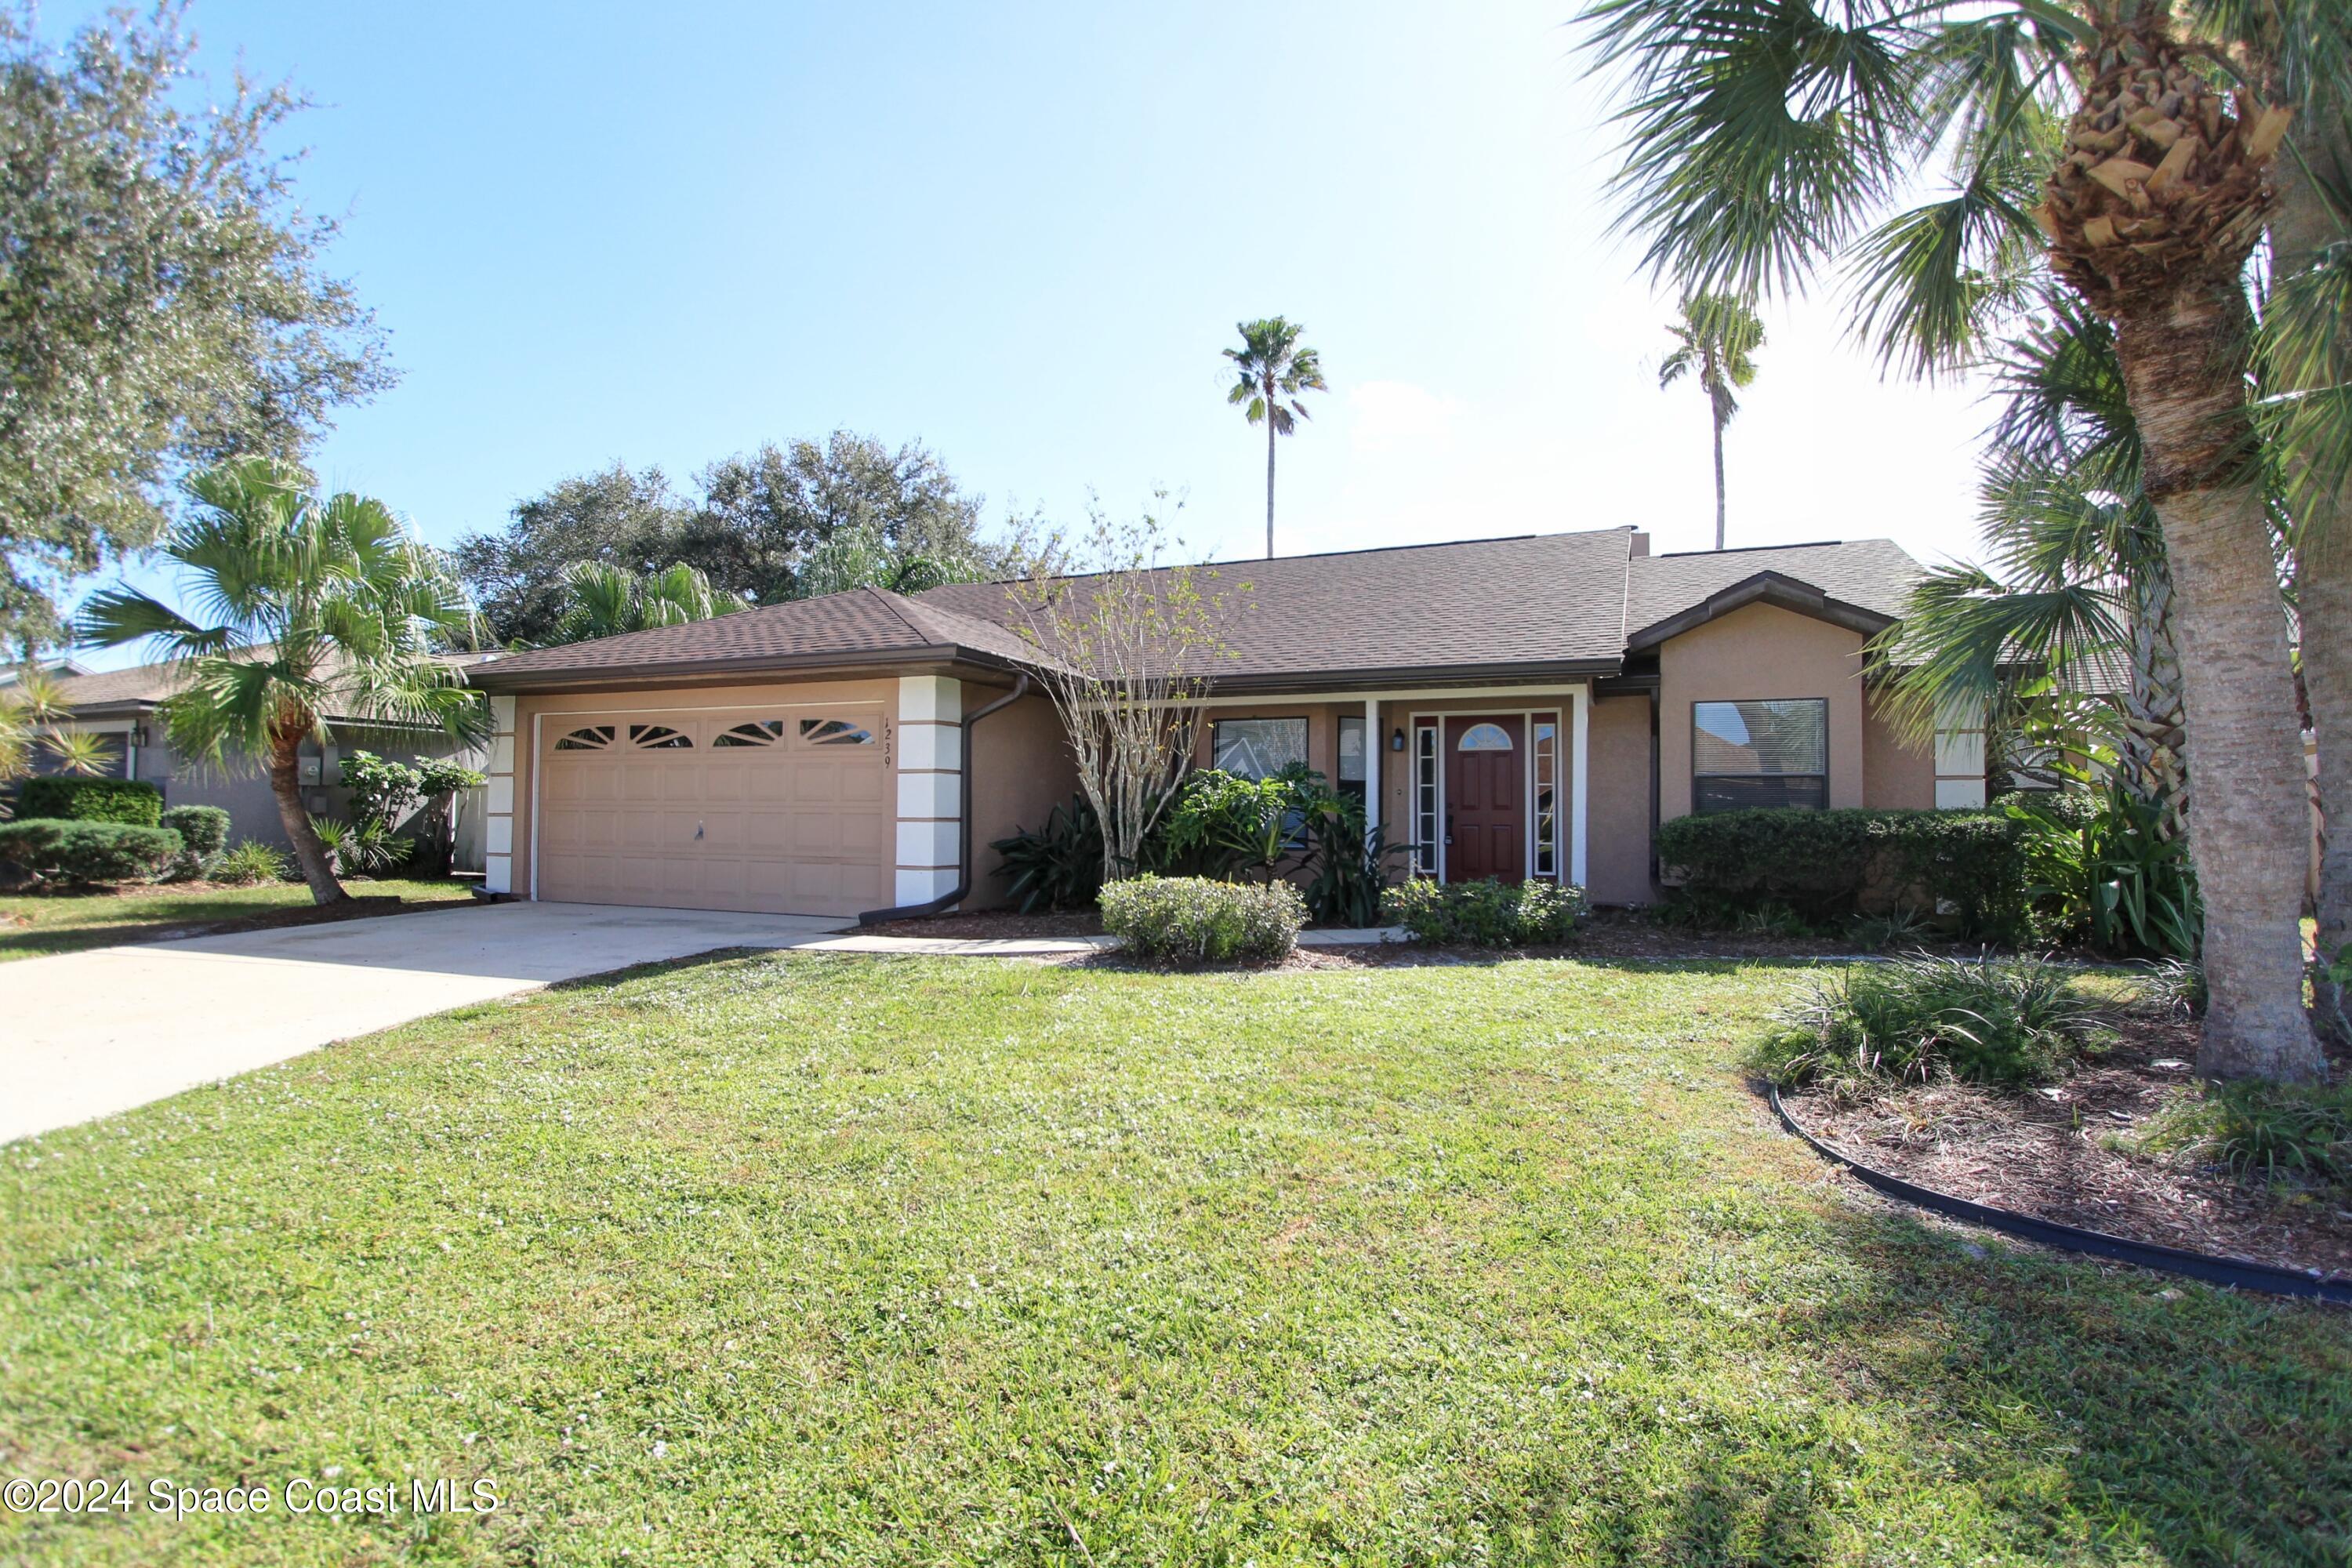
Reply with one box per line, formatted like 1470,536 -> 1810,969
1007,500 -> 1241,885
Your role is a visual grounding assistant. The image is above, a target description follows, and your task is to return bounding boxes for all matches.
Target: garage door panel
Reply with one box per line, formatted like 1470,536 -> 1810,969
536,706 -> 893,917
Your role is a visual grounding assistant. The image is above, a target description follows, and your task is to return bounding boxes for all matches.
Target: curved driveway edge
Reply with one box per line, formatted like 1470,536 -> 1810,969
3,902 -> 848,1145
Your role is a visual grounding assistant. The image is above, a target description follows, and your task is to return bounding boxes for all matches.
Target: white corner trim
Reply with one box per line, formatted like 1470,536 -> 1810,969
1570,683 -> 1590,888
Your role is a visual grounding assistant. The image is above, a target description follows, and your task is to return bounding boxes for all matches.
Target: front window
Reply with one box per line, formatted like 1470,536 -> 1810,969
1211,717 -> 1308,781
1336,714 -> 1367,804
1693,699 -> 1828,812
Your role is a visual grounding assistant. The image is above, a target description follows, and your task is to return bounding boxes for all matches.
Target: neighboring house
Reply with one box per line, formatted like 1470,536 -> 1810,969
468,526 -> 1979,918
32,654 -> 497,862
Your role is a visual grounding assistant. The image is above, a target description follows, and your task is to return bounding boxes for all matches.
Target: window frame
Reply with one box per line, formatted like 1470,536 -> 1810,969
1690,698 -> 1829,815
1210,715 -> 1311,782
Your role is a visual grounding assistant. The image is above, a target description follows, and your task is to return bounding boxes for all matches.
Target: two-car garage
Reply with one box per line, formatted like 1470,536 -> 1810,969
532,704 -> 893,918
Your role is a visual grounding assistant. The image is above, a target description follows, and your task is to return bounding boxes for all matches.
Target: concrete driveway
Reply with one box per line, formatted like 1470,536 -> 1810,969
3,902 -> 850,1144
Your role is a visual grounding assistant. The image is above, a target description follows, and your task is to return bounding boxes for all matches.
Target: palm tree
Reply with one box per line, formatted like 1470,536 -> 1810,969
1583,0 -> 2343,1080
0,666 -> 118,789
1658,293 -> 1766,550
1880,294 -> 2197,838
78,459 -> 486,905
1223,318 -> 1328,559
535,561 -> 748,648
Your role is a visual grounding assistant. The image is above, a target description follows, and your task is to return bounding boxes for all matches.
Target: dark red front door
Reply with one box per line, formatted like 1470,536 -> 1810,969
1444,716 -> 1524,883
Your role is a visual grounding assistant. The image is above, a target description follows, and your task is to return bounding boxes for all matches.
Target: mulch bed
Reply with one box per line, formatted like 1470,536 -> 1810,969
1784,1018 -> 2352,1283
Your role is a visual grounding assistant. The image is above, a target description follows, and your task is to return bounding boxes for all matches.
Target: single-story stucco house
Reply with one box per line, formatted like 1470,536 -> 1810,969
465,526 -> 1984,920
33,654 -> 497,862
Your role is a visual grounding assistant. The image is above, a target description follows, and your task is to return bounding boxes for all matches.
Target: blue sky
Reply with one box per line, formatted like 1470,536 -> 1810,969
58,0 -> 2000,668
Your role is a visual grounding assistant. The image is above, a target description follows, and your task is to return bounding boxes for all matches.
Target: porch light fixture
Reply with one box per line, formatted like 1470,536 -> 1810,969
1390,728 -> 1406,753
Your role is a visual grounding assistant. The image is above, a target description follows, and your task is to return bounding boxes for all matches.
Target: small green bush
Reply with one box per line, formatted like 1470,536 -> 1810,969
159,804 -> 231,879
212,839 -> 292,885
1381,877 -> 1589,946
1657,808 -> 2027,938
1101,875 -> 1303,967
0,819 -> 183,884
15,775 -> 164,826
1751,952 -> 2108,1091
2137,1080 -> 2352,1188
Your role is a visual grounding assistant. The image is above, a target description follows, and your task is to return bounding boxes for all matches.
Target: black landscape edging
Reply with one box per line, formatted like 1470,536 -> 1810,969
1766,1084 -> 2351,1305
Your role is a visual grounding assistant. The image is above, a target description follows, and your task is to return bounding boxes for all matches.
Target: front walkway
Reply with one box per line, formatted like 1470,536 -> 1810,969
4,902 -> 848,1143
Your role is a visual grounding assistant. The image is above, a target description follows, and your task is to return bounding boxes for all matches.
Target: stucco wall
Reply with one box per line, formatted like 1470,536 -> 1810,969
1585,692 -> 1655,905
1863,688 -> 1939,810
966,691 -> 1080,909
1657,603 -> 1868,822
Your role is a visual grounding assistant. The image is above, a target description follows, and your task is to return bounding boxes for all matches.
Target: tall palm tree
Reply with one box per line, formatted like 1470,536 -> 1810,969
1658,293 -> 1766,549
535,561 -> 748,648
1583,0 -> 2343,1081
78,459 -> 486,905
1223,318 -> 1327,559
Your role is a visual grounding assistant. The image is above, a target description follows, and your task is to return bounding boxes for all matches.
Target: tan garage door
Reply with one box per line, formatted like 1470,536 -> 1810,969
535,708 -> 891,917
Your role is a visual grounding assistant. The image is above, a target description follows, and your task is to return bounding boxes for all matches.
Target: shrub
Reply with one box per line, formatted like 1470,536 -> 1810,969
1750,952 -> 2108,1092
2137,1080 -> 2352,1188
309,815 -> 414,877
339,749 -> 423,828
212,839 -> 292,885
159,804 -> 231,879
1381,877 -> 1589,946
1657,808 -> 2027,938
1160,768 -> 1298,879
993,793 -> 1106,911
0,819 -> 183,884
2005,785 -> 2200,959
1101,875 -> 1303,966
15,775 -> 164,826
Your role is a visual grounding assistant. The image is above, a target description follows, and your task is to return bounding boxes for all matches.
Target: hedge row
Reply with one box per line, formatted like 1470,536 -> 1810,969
16,775 -> 164,826
1100,876 -> 1304,966
1656,808 -> 2027,938
0,820 -> 183,884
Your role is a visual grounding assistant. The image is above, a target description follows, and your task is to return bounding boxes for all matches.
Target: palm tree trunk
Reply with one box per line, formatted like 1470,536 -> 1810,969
2120,548 -> 2190,840
1265,417 -> 1278,560
267,723 -> 347,906
2274,96 -> 2352,1033
2113,278 -> 2321,1082
1711,410 -> 1727,550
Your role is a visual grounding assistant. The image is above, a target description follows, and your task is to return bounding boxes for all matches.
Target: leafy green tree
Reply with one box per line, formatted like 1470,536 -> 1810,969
454,434 -> 1021,641
78,459 -> 485,906
1223,319 -> 1328,559
677,432 -> 1004,603
534,562 -> 749,647
0,5 -> 392,654
1657,294 -> 1766,550
451,465 -> 696,646
1581,0 -> 2343,1081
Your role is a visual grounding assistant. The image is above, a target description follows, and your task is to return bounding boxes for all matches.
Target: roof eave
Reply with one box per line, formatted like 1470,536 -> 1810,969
1203,657 -> 1624,695
466,643 -> 1048,695
1624,572 -> 1897,653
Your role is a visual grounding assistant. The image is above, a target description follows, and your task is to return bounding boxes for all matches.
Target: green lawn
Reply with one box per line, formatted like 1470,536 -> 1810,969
2,954 -> 2347,1565
0,879 -> 476,962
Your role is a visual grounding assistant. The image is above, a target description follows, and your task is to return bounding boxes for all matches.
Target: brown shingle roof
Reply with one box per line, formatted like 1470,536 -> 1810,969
466,529 -> 1930,690
1624,539 -> 1923,633
470,586 -> 1052,684
916,528 -> 1642,684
